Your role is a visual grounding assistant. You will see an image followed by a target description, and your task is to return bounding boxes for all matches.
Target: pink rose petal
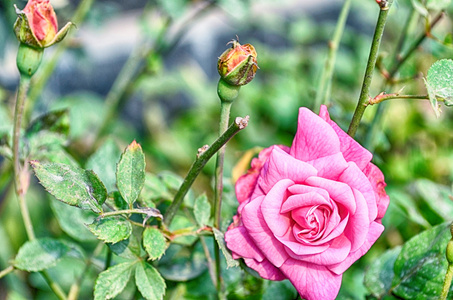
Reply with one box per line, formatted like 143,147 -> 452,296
242,195 -> 289,267
319,105 -> 372,170
279,258 -> 342,300
364,163 -> 390,220
329,221 -> 385,275
305,177 -> 356,214
225,226 -> 265,262
243,258 -> 286,281
290,107 -> 341,161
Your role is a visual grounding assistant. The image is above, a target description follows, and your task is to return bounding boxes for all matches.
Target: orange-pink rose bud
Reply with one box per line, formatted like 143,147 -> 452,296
14,0 -> 73,48
218,40 -> 258,86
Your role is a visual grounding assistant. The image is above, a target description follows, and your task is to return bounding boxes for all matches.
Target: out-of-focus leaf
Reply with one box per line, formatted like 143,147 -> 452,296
108,233 -> 141,259
426,59 -> 453,106
143,227 -> 168,261
169,215 -> 197,246
392,222 -> 453,299
135,261 -> 166,300
387,189 -> 431,228
87,216 -> 132,244
94,262 -> 134,300
426,0 -> 452,10
413,179 -> 453,223
158,243 -> 207,281
51,93 -> 105,140
25,109 -> 70,139
86,138 -> 121,192
411,0 -> 429,16
13,238 -> 70,272
156,0 -> 188,19
31,161 -> 106,213
212,228 -> 239,268
262,280 -> 298,300
50,198 -> 97,242
139,172 -> 172,208
159,171 -> 195,207
106,191 -> 129,211
193,193 -> 211,226
364,246 -> 401,298
117,140 -> 145,206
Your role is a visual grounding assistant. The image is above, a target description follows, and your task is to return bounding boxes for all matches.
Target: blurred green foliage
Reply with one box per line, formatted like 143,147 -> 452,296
0,0 -> 453,299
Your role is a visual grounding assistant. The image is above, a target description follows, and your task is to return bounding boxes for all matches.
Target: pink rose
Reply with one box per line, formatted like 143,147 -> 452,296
14,0 -> 72,49
225,105 -> 389,300
24,0 -> 58,45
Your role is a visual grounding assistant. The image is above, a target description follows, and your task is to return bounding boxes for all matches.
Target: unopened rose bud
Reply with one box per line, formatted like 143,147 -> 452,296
13,0 -> 73,49
217,40 -> 258,86
447,240 -> 453,264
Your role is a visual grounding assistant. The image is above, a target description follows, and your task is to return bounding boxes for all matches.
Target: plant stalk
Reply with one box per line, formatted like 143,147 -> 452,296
347,3 -> 392,138
314,0 -> 352,109
441,264 -> 453,300
0,266 -> 14,279
163,115 -> 249,226
13,76 -> 35,241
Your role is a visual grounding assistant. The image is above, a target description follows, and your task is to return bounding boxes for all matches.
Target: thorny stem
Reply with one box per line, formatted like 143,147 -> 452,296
213,100 -> 232,294
368,93 -> 429,105
26,0 -> 95,121
364,11 -> 445,149
347,2 -> 392,138
163,116 -> 249,226
314,0 -> 352,109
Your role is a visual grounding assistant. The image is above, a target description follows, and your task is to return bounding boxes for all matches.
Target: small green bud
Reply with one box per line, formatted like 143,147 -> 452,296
447,240 -> 453,265
217,39 -> 258,86
217,79 -> 240,103
16,43 -> 43,77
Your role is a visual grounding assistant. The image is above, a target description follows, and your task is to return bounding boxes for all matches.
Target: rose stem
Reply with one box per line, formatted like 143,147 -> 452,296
314,0 -> 352,109
441,265 -> 453,300
13,75 -> 68,300
13,76 -> 34,240
347,1 -> 392,138
163,115 -> 249,227
363,11 -> 445,148
25,0 -> 95,122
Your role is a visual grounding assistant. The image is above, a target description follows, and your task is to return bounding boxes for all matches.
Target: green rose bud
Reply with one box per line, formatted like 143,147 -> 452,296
217,40 -> 258,86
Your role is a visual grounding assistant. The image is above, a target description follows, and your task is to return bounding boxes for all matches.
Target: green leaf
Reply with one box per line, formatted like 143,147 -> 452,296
108,233 -> 141,259
50,198 -> 97,242
262,280 -> 298,300
86,138 -> 122,192
13,238 -> 71,272
158,243 -> 207,281
116,140 -> 146,206
391,222 -> 453,299
135,261 -> 166,300
25,109 -> 70,139
31,161 -> 106,213
212,228 -> 239,268
87,216 -> 132,244
143,227 -> 168,261
94,262 -> 134,300
194,193 -> 211,226
106,191 -> 129,211
426,59 -> 453,106
413,179 -> 453,223
139,172 -> 172,208
364,246 -> 401,298
411,0 -> 429,16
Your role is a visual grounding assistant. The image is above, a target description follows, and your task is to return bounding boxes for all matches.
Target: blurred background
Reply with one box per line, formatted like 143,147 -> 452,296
0,0 -> 453,299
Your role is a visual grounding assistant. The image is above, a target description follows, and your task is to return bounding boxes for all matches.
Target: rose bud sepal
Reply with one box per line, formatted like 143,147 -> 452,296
217,40 -> 258,86
13,4 -> 73,49
16,43 -> 43,77
217,79 -> 240,103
